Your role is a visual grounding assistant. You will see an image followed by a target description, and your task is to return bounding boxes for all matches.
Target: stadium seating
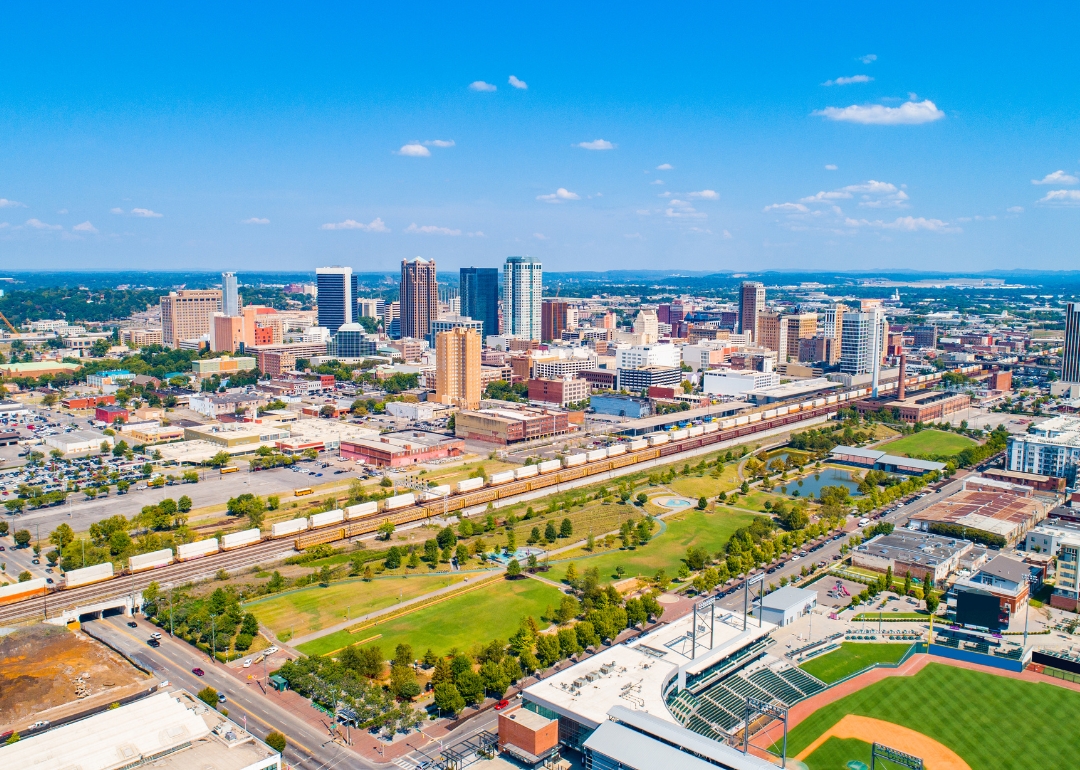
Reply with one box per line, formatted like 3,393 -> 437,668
779,666 -> 826,697
748,668 -> 803,704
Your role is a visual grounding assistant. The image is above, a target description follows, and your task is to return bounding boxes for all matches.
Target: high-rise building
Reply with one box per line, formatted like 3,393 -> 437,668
430,315 -> 484,346
222,272 -> 240,317
784,312 -> 818,362
400,257 -> 438,340
1062,303 -> 1080,384
910,324 -> 938,349
633,309 -> 659,344
541,300 -> 569,342
840,308 -> 887,390
358,298 -> 385,322
460,267 -> 500,340
329,324 -> 378,358
756,312 -> 786,356
435,327 -> 481,409
160,290 -> 223,348
316,266 -> 356,335
504,256 -> 543,340
739,281 -> 765,341
823,303 -> 847,340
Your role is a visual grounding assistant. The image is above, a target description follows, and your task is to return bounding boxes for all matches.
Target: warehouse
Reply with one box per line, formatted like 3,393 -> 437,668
341,430 -> 465,467
45,429 -> 114,455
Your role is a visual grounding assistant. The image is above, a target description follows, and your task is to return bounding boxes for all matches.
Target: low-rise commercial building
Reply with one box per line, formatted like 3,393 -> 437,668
852,530 -> 972,584
95,404 -> 130,423
189,392 -> 269,419
618,365 -> 682,393
579,368 -> 618,391
340,430 -> 465,467
750,585 -> 817,627
384,400 -> 437,421
854,390 -> 971,423
528,377 -> 590,408
183,422 -> 291,449
62,394 -> 115,410
45,429 -> 114,454
191,356 -> 257,377
907,479 -> 1054,546
829,445 -> 946,476
455,405 -> 572,444
590,394 -> 652,419
702,368 -> 779,397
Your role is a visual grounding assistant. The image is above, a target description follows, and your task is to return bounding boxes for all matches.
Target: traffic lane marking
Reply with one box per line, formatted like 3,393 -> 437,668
99,618 -> 328,761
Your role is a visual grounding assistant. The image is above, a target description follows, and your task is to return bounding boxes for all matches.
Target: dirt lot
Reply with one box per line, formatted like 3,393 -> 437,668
0,625 -> 152,731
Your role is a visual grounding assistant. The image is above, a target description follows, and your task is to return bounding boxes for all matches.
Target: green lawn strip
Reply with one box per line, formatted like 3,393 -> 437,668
297,577 -> 564,658
782,663 -> 1080,768
548,510 -> 759,584
852,612 -> 928,621
878,430 -> 977,457
802,737 -> 873,770
248,574 -> 464,637
798,642 -> 910,684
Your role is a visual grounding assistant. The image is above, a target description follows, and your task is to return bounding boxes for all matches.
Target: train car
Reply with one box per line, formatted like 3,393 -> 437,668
670,429 -> 689,441
647,433 -> 670,446
607,443 -> 627,457
385,492 -> 416,510
762,409 -> 777,420
514,465 -> 539,480
310,509 -> 345,528
702,423 -> 719,435
296,527 -> 345,550
271,518 -> 309,538
747,413 -> 761,424
721,418 -> 737,430
628,438 -> 650,450
825,395 -> 838,404
564,453 -> 587,467
490,470 -> 516,485
585,449 -> 608,462
456,477 -> 485,493
687,425 -> 704,438
129,548 -> 173,572
421,484 -> 452,500
812,398 -> 826,407
346,501 -> 378,519
775,406 -> 789,416
176,538 -> 220,561
734,415 -> 749,426
221,528 -> 261,550
64,562 -> 115,588
537,459 -> 561,474
0,577 -> 46,605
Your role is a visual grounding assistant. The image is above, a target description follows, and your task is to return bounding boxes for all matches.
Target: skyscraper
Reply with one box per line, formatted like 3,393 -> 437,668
460,266 -> 500,340
504,255 -> 542,340
222,272 -> 239,317
400,257 -> 438,340
541,300 -> 569,343
160,289 -> 223,348
840,308 -> 887,393
784,312 -> 818,362
1063,303 -> 1080,384
316,266 -> 356,335
435,327 -> 481,410
739,281 -> 765,341
822,303 -> 848,340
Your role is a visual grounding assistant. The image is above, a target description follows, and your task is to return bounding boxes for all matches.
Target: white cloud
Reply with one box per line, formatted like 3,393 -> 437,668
1032,170 -> 1078,185
575,139 -> 615,150
467,231 -> 485,237
656,163 -> 673,170
131,208 -> 163,218
25,218 -> 62,230
635,209 -> 651,215
722,229 -> 732,239
0,199 -> 26,208
110,207 -> 125,214
859,54 -> 878,64
822,75 -> 873,86
1037,189 -> 1080,205
763,202 -> 810,213
825,164 -> 838,170
664,205 -> 706,219
800,190 -> 851,202
650,179 -> 664,185
814,99 -> 945,125
241,217 -> 270,225
320,217 -> 390,232
844,216 -> 959,232
508,75 -> 527,90
405,223 -> 462,236
687,227 -> 712,234
57,208 -> 68,214
423,139 -> 455,148
73,221 -> 98,233
1007,206 -> 1024,213
0,222 -> 8,229
800,180 -> 908,208
687,190 -> 719,200
469,81 -> 496,92
396,143 -> 431,157
536,188 -> 580,202
624,232 -> 643,240
533,233 -> 549,240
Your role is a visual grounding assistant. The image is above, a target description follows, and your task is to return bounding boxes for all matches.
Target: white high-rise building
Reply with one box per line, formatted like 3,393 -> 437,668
840,308 -> 887,393
503,255 -> 543,340
633,308 -> 659,344
614,343 -> 681,370
222,272 -> 239,317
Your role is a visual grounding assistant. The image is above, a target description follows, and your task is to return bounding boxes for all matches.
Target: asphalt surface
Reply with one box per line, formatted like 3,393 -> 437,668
86,615 -> 369,770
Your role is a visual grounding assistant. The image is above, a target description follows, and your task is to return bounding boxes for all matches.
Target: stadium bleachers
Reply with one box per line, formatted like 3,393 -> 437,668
748,668 -> 803,704
778,666 -> 827,697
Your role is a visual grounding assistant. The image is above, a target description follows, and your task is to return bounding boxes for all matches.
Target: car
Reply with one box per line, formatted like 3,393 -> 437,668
147,639 -> 160,647
45,567 -> 53,573
243,659 -> 252,668
218,693 -> 227,703
128,621 -> 138,628
791,554 -> 800,561
0,546 -> 5,551
46,578 -> 54,584
31,720 -> 49,729
32,559 -> 40,564
495,700 -> 510,710
192,668 -> 205,676
151,632 -> 162,639
266,646 -> 278,654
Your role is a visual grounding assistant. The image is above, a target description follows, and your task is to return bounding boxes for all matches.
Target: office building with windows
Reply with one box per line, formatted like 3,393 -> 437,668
160,289 -> 223,348
401,257 -> 439,340
542,299 -> 570,343
504,255 -> 543,340
460,266 -> 500,340
1063,303 -> 1080,384
316,266 -> 357,335
840,308 -> 887,392
738,281 -> 765,341
435,327 -> 481,409
328,323 -> 378,358
222,271 -> 240,316
429,315 -> 485,346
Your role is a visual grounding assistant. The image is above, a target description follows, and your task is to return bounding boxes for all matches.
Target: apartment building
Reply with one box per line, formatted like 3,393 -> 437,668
160,289 -> 223,347
400,257 -> 439,340
435,327 -> 481,409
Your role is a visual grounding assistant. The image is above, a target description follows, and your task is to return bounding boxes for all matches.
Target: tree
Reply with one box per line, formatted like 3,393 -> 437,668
0,522 -> 7,536
455,670 -> 485,705
13,530 -> 31,548
207,451 -> 231,468
197,686 -> 219,708
697,496 -> 707,510
544,521 -> 557,542
319,565 -> 332,585
535,634 -> 561,667
378,521 -> 395,540
265,732 -> 287,752
506,559 -> 522,578
636,492 -> 648,506
177,495 -> 192,513
433,682 -> 465,716
18,571 -> 31,582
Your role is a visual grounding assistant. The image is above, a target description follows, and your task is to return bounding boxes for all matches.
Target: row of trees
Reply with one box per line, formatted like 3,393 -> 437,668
145,584 -> 261,659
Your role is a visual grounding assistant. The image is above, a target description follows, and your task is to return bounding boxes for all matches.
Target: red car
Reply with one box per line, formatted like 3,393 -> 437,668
495,700 -> 510,710
192,668 -> 205,676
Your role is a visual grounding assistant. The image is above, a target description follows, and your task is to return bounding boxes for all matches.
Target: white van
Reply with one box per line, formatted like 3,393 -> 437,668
858,518 -> 870,527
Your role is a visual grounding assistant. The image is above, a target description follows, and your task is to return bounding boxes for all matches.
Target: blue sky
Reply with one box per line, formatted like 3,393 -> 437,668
1,3 -> 1078,274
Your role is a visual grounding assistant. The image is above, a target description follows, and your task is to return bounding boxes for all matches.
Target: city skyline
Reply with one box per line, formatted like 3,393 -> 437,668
2,4 -> 1078,272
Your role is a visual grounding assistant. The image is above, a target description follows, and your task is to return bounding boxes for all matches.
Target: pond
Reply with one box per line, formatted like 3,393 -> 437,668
776,468 -> 863,500
757,450 -> 812,469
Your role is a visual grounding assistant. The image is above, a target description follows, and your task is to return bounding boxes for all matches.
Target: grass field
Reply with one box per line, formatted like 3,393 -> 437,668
880,430 -> 977,457
297,577 -> 565,658
549,509 -> 759,584
801,737 -> 873,770
784,663 -> 1080,769
798,643 -> 910,684
248,574 -> 465,638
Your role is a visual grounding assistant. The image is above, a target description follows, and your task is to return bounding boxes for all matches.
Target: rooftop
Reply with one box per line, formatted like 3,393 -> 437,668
856,530 -> 971,567
910,487 -> 1052,538
978,554 -> 1030,585
758,585 -> 818,611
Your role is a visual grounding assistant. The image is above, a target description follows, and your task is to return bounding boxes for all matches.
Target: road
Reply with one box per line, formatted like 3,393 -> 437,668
86,615 -> 373,770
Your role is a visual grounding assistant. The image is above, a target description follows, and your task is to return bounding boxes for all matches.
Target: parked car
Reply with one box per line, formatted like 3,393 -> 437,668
495,700 -> 510,710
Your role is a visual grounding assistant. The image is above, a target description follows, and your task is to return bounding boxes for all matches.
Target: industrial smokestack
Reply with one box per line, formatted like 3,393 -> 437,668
898,352 -> 907,400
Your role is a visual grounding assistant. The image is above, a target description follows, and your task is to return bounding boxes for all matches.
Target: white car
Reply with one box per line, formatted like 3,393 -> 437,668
243,659 -> 252,668
858,518 -> 870,526
266,646 -> 278,654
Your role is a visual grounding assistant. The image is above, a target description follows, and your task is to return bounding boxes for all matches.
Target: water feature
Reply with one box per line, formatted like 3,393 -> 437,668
489,546 -> 547,565
777,468 -> 862,499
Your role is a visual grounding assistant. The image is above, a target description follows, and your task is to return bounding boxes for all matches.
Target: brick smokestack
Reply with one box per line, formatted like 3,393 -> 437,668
898,352 -> 907,400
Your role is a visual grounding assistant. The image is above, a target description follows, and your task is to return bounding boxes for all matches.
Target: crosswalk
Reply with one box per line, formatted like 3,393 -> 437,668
392,756 -> 418,769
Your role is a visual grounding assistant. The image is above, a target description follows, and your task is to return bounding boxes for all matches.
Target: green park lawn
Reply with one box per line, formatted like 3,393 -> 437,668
247,574 -> 464,639
880,430 -> 977,457
549,509 -> 760,585
783,663 -> 1080,769
297,577 -> 565,658
798,642 -> 910,684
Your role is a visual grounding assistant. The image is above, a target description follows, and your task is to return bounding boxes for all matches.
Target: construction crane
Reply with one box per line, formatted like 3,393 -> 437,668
0,309 -> 15,335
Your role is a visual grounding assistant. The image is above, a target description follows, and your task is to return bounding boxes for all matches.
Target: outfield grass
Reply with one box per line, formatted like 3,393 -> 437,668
784,662 -> 1080,768
798,643 -> 910,684
247,574 -> 464,638
880,430 -> 977,457
549,509 -> 759,584
297,577 -> 564,658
